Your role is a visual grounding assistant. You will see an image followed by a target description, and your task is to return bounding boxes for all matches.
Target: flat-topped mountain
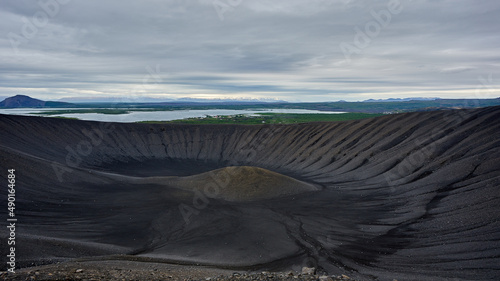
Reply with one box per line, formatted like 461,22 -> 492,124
0,95 -> 45,107
0,95 -> 72,108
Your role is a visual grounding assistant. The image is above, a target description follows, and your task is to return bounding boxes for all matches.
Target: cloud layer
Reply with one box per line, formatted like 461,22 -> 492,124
1,0 -> 499,101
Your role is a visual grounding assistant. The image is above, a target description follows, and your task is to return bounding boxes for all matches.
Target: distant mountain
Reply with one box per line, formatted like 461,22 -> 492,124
0,95 -> 73,108
58,96 -> 287,103
364,97 -> 440,102
0,95 -> 45,108
58,96 -> 177,103
175,97 -> 287,103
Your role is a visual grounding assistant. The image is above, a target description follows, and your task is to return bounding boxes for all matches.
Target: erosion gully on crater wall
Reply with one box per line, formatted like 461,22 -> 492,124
0,107 -> 499,281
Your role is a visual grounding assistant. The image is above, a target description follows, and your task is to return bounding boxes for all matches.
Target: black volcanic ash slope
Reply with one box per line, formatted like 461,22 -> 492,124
0,107 -> 499,281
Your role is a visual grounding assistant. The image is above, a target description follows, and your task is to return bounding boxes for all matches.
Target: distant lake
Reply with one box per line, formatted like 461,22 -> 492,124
0,108 -> 346,123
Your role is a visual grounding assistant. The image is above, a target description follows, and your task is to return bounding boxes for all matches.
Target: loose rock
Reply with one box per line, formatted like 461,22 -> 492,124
301,267 -> 316,275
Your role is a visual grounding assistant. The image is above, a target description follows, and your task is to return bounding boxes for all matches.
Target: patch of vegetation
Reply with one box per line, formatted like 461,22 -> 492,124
51,116 -> 80,120
257,112 -> 384,122
140,113 -> 383,125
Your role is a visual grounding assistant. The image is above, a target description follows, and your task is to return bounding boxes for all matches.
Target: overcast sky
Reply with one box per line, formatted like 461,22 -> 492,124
1,0 -> 499,102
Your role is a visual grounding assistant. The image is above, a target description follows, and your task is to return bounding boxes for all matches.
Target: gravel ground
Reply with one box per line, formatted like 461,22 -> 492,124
0,260 -> 360,281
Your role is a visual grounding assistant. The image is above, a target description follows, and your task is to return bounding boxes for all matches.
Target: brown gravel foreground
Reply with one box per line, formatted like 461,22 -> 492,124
0,260 -> 359,281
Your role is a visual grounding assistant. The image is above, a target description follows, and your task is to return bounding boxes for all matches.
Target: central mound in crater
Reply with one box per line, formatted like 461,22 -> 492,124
152,166 -> 319,202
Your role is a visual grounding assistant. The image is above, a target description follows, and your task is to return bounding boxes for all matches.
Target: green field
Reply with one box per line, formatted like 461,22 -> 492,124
140,112 -> 384,125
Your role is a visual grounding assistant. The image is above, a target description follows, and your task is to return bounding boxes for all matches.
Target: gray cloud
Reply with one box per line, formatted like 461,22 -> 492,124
1,0 -> 499,101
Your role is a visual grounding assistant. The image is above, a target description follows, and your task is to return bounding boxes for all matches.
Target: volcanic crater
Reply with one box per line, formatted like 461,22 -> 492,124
1,107 -> 499,280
